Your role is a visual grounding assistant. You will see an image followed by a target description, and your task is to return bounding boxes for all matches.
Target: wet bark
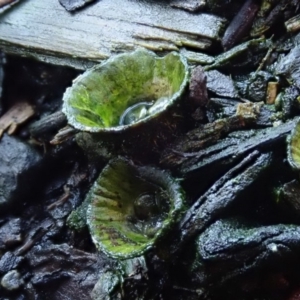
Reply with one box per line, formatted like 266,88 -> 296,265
0,0 -> 226,69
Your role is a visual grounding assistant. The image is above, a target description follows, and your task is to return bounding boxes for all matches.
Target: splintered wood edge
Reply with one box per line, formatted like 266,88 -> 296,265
0,0 -> 226,70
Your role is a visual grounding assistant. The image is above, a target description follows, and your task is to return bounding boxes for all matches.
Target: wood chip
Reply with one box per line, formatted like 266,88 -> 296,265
0,0 -> 16,7
266,82 -> 279,104
236,102 -> 263,118
170,0 -> 206,12
285,14 -> 300,33
50,125 -> 78,145
0,102 -> 35,138
0,0 -> 20,13
58,0 -> 97,12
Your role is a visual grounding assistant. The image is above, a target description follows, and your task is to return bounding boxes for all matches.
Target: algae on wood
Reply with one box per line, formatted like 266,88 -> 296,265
0,0 -> 226,69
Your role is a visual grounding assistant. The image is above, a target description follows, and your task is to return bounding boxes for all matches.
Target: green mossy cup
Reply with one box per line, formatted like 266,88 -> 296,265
86,157 -> 185,259
62,49 -> 189,133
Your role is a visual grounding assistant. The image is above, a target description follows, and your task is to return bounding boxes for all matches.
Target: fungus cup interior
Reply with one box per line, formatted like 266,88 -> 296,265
62,49 -> 188,132
86,157 -> 184,259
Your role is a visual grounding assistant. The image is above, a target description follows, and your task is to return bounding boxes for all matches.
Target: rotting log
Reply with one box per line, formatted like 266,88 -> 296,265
0,0 -> 226,69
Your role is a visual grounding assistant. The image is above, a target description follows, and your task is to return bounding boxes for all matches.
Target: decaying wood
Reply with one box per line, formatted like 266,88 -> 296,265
50,126 -> 78,145
29,111 -> 67,141
160,115 -> 255,167
180,48 -> 215,65
222,0 -> 260,50
279,180 -> 300,217
59,0 -> 97,12
0,0 -> 16,7
235,102 -> 263,118
178,151 -> 270,245
189,66 -> 208,107
170,0 -> 206,12
285,14 -> 300,33
0,0 -> 226,69
0,102 -> 35,138
14,220 -> 54,256
0,0 -> 19,13
266,82 -> 279,104
47,185 -> 70,210
181,118 -> 296,176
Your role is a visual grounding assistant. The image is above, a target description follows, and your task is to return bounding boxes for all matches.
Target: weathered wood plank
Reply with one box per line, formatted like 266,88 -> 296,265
0,0 -> 226,69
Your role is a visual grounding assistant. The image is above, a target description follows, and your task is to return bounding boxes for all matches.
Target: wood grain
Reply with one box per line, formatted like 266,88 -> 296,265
0,0 -> 225,69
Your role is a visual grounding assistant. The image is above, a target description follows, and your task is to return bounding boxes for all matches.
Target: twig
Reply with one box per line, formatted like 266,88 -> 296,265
255,42 -> 274,75
47,185 -> 70,210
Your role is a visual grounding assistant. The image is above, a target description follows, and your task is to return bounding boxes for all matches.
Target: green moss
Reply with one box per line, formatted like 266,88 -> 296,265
67,198 -> 91,230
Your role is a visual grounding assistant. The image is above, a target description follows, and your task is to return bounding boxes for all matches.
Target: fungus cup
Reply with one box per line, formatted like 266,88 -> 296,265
86,157 -> 185,259
62,49 -> 189,133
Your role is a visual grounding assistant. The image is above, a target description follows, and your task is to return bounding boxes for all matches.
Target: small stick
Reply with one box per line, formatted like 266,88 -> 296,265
30,111 -> 67,141
47,185 -> 70,210
14,221 -> 54,256
50,126 -> 78,145
255,44 -> 274,75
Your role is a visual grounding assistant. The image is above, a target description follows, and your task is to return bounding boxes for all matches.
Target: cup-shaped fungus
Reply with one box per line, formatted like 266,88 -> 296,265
62,49 -> 189,133
86,157 -> 185,259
